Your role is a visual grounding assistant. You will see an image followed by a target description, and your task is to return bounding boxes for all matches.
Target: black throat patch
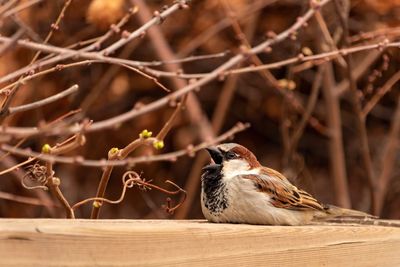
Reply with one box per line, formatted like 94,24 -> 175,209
201,164 -> 228,214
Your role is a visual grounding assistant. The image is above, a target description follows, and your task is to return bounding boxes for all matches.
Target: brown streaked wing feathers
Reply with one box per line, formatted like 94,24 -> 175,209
242,168 -> 324,211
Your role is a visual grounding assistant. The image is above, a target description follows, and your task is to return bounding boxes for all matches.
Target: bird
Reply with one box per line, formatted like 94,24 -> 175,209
200,143 -> 373,226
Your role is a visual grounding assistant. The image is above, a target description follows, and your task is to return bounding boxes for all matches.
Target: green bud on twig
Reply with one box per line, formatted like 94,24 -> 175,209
139,129 -> 153,139
42,144 -> 51,153
153,140 -> 164,150
93,201 -> 102,208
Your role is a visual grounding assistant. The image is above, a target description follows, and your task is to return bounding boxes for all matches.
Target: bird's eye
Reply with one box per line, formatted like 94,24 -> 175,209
225,151 -> 237,160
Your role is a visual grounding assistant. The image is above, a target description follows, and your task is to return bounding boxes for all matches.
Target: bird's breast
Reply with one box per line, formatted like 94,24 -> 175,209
201,164 -> 228,216
203,174 -> 313,225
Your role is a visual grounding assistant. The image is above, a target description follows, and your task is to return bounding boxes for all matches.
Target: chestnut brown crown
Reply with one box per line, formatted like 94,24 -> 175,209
206,143 -> 261,168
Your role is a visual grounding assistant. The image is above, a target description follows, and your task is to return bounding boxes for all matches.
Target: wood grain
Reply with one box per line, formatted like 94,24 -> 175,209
0,219 -> 399,266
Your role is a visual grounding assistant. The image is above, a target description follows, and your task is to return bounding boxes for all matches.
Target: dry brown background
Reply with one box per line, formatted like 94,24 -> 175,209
0,0 -> 399,220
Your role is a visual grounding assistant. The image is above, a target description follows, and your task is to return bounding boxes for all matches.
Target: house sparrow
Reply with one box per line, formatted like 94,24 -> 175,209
201,143 -> 372,225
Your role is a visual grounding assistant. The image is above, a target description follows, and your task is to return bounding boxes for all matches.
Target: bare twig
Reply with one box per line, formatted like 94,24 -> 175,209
313,11 -> 351,208
0,153 -> 56,216
178,0 -> 277,56
375,96 -> 400,215
1,122 -> 249,167
0,29 -> 25,57
226,41 -> 399,76
362,70 -> 400,117
0,157 -> 36,176
0,0 -> 334,139
2,0 -> 43,18
102,0 -> 192,55
90,94 -> 187,219
322,64 -> 351,208
285,66 -> 324,161
335,50 -> 383,97
0,190 -> 55,207
333,0 -> 376,213
0,0 -> 18,16
175,2 -> 260,218
30,0 -> 73,64
132,0 -> 215,143
23,123 -> 90,218
73,171 -> 186,214
6,84 -> 79,116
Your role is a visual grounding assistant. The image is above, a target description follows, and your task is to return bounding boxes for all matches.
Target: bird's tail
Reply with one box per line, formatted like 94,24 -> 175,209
324,204 -> 375,218
313,205 -> 400,227
313,204 -> 376,221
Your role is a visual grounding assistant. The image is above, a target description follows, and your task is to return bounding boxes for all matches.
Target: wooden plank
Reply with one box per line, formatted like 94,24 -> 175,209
0,219 -> 399,267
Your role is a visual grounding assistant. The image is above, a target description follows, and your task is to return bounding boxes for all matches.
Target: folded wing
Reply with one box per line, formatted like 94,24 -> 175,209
242,167 -> 325,211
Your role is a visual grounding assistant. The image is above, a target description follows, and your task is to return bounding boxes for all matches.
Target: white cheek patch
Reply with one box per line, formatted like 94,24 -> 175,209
222,159 -> 258,180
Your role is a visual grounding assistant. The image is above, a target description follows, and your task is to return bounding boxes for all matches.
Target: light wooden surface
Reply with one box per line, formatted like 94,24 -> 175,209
0,219 -> 399,267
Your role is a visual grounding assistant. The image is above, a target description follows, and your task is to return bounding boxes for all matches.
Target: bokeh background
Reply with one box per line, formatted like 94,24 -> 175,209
0,0 -> 399,219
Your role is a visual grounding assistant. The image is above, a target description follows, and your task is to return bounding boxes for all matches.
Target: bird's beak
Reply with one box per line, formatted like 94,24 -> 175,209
205,147 -> 223,164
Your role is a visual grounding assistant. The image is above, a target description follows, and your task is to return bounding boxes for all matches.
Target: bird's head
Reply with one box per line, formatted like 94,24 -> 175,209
205,143 -> 260,172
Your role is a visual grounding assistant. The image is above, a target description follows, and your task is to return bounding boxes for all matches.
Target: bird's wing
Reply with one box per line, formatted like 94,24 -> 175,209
242,167 -> 324,211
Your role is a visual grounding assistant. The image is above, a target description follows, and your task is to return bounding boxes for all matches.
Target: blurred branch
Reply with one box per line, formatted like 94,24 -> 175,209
335,50 -> 383,97
0,157 -> 36,176
0,0 -> 18,16
0,29 -> 25,57
132,0 -> 215,143
375,96 -> 400,215
4,84 -> 79,116
102,0 -> 191,55
18,122 -> 90,218
0,0 -> 334,140
322,64 -> 351,208
179,0 -> 278,56
42,125 -> 90,218
1,0 -> 397,221
0,0 -> 73,128
362,70 -> 400,117
333,0 -> 376,213
1,122 -> 249,167
75,172 -> 186,215
175,1 -> 261,218
0,190 -> 55,207
90,95 -> 187,219
30,0 -> 73,63
315,9 -> 351,208
0,37 -> 229,89
11,15 -> 43,43
226,41 -> 399,76
1,0 -> 43,18
284,66 -> 324,163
